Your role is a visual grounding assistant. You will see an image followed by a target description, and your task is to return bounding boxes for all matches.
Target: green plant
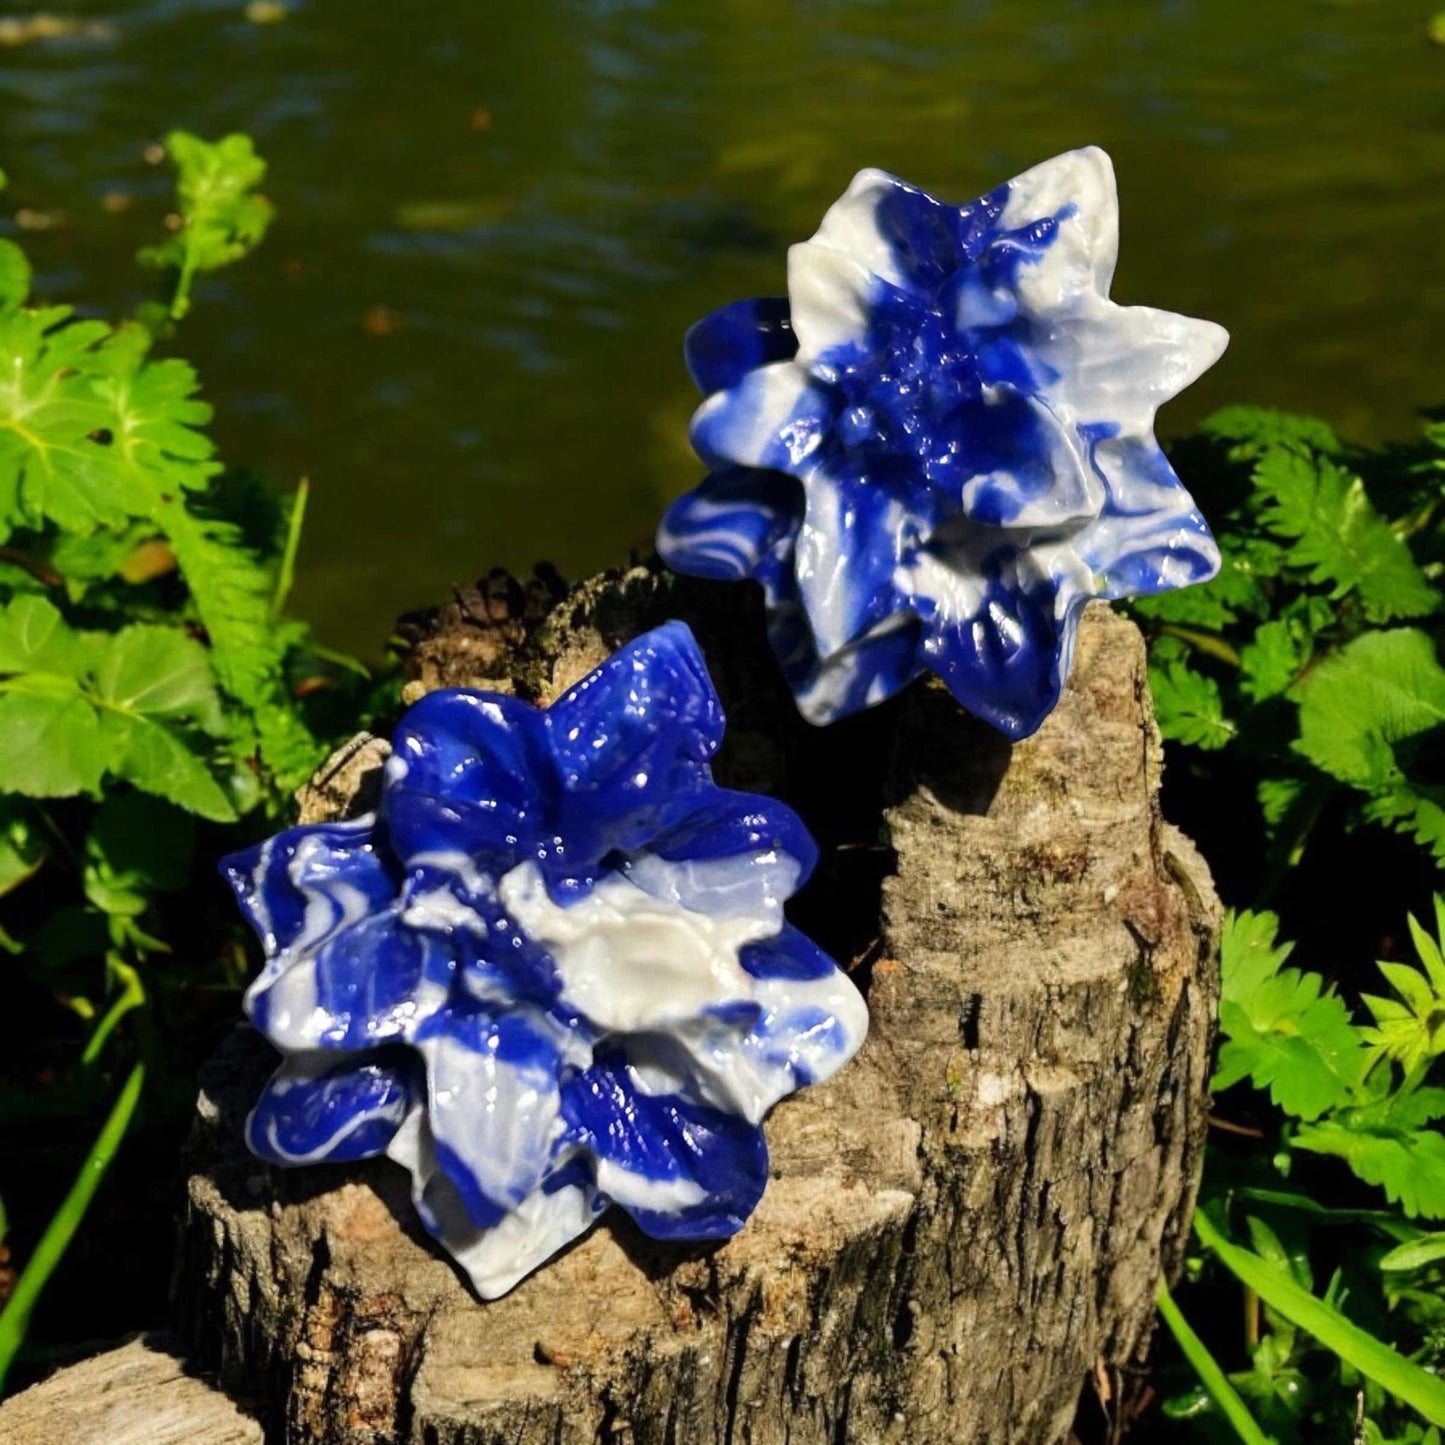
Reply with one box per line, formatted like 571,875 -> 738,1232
0,132 -> 380,1391
1156,903 -> 1445,1442
1133,406 -> 1445,885
1133,405 -> 1445,1444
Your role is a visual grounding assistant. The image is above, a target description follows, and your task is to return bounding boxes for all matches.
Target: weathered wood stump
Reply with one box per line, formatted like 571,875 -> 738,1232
176,568 -> 1219,1445
0,1333 -> 263,1444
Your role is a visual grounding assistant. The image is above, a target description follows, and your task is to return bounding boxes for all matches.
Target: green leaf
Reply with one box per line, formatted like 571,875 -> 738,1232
1294,630 -> 1445,787
0,796 -> 45,896
1240,618 -> 1311,703
1252,447 -> 1438,622
1150,661 -> 1236,750
1213,909 -> 1368,1119
1362,785 -> 1445,867
1203,406 -> 1342,459
1156,1279 -> 1277,1445
84,792 -> 197,916
137,131 -> 274,320
0,1061 -> 145,1394
0,305 -> 134,534
1379,1234 -> 1445,1272
48,522 -> 162,592
98,710 -> 235,822
93,623 -> 220,728
0,594 -> 88,676
0,238 -> 31,311
1292,1119 -> 1445,1220
93,348 -> 218,493
1358,909 -> 1445,1073
0,685 -> 104,797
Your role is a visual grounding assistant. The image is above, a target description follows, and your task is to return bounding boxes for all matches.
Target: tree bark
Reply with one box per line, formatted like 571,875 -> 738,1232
175,567 -> 1220,1445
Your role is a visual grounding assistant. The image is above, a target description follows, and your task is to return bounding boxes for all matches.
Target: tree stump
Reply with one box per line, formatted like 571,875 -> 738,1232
0,1334 -> 263,1444
176,568 -> 1219,1445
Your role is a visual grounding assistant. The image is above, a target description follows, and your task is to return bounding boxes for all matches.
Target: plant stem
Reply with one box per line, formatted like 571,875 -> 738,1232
79,957 -> 145,1069
271,476 -> 309,620
170,249 -> 197,321
1156,1278 -> 1275,1445
0,1062 -> 145,1394
1159,624 -> 1243,668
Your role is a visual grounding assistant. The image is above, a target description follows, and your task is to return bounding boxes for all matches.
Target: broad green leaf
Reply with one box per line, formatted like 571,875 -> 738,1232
0,797 -> 44,896
0,685 -> 104,796
0,305 -> 136,533
1213,909 -> 1368,1119
98,709 -> 235,821
1294,630 -> 1445,789
1149,661 -> 1236,750
94,623 -> 220,727
0,238 -> 31,311
87,792 -> 195,896
0,594 -> 88,676
1252,448 -> 1437,622
95,344 -> 219,490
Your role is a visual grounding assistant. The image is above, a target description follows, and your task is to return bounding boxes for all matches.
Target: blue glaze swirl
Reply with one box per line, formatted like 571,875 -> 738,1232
658,147 -> 1227,738
222,623 -> 867,1298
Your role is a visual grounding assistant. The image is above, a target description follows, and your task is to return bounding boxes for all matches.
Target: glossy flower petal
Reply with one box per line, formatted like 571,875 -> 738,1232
246,1051 -> 418,1166
223,623 -> 868,1298
658,146 -> 1227,739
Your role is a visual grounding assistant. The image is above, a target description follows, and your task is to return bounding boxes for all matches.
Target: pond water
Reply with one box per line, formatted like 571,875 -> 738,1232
0,0 -> 1441,654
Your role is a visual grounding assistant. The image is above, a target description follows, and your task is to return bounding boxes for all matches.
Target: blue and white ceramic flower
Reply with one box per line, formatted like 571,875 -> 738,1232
222,623 -> 867,1299
658,147 -> 1228,739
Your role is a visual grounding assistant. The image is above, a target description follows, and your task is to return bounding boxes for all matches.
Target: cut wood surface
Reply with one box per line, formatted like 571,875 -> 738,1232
0,1332 -> 263,1444
175,567 -> 1220,1445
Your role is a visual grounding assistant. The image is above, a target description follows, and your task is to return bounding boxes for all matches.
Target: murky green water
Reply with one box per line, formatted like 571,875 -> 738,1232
0,0 -> 1441,652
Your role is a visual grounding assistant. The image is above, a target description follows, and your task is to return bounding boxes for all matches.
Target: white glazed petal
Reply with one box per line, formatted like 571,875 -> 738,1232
386,1110 -> 602,1300
414,1022 -> 565,1217
446,1176 -> 602,1299
1034,304 -> 1230,433
999,145 -> 1120,300
496,861 -> 779,1034
1085,435 -> 1223,591
620,848 -> 802,921
806,166 -> 912,288
613,966 -> 866,1127
786,241 -> 876,363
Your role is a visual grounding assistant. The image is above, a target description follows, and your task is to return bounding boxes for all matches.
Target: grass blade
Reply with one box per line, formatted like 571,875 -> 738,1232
0,1062 -> 145,1395
1156,1278 -> 1276,1445
1195,1210 -> 1445,1425
270,476 -> 309,620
